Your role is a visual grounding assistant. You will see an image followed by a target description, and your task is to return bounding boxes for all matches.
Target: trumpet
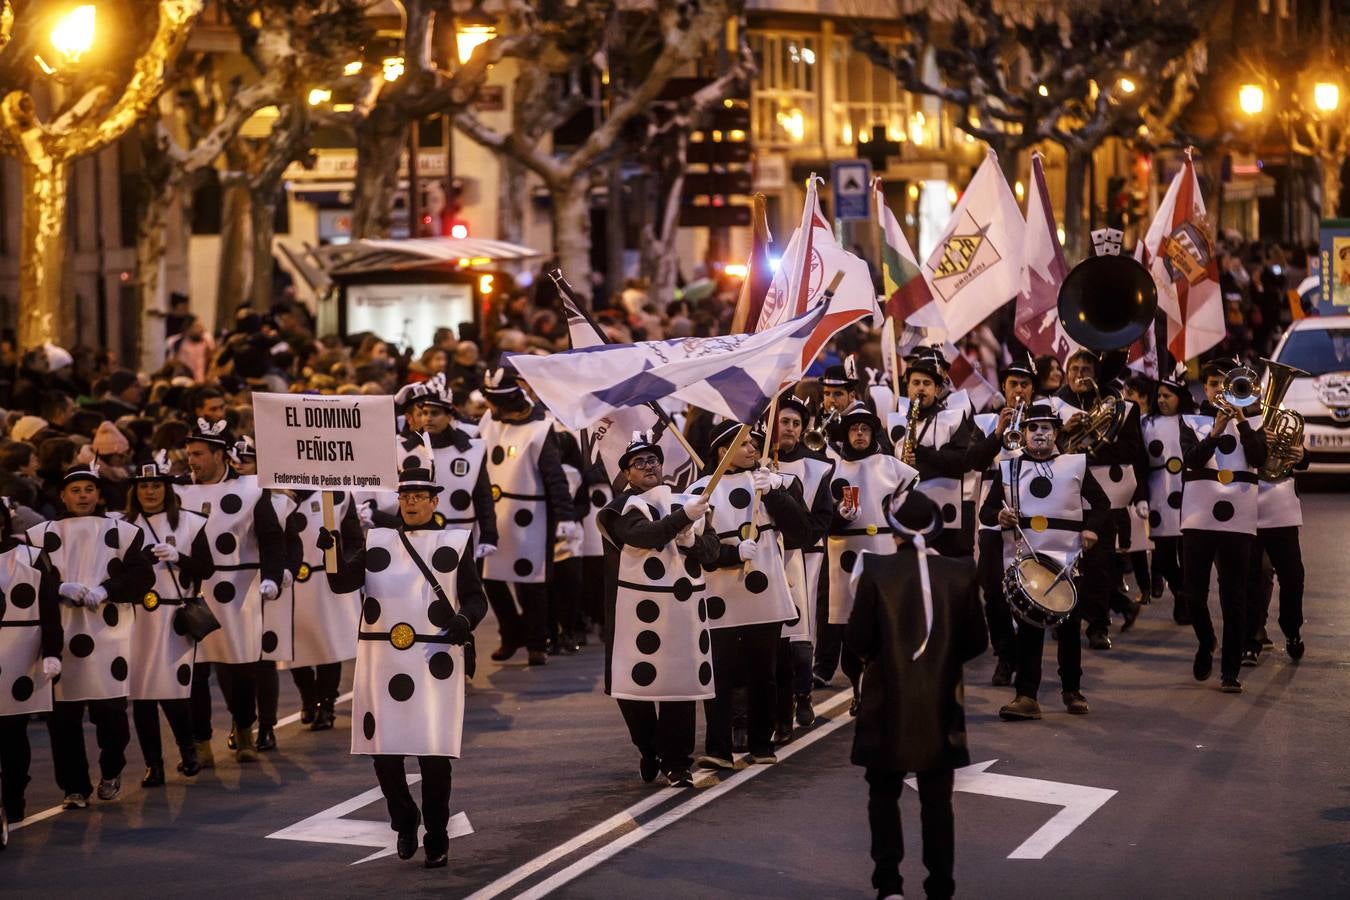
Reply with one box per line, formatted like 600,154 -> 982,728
803,409 -> 839,453
1002,398 -> 1026,451
1213,365 -> 1260,418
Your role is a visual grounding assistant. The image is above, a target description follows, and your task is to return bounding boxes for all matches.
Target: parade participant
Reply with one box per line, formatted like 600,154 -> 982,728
477,368 -> 578,666
847,490 -> 987,900
124,454 -> 214,785
691,422 -> 811,768
1054,350 -> 1144,648
317,446 -> 486,870
1120,377 -> 1156,605
177,420 -> 286,763
1179,360 -> 1268,692
1142,367 -> 1192,625
548,421 -> 587,654
966,354 -> 1038,686
820,402 -> 917,714
979,405 -> 1110,720
597,433 -> 719,788
1247,400 -> 1309,663
773,395 -> 833,732
32,463 -> 154,807
0,501 -> 61,836
819,364 -> 858,416
576,459 -> 613,642
890,355 -> 972,556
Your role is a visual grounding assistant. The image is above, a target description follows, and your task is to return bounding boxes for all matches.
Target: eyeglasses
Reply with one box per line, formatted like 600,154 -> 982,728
627,456 -> 661,471
400,492 -> 435,503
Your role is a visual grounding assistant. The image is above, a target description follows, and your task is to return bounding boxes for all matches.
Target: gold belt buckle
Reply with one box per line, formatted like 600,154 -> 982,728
739,522 -> 759,541
142,590 -> 160,611
865,524 -> 878,536
1216,469 -> 1234,485
390,623 -> 416,650
1166,458 -> 1183,474
296,563 -> 312,583
1029,515 -> 1049,532
491,484 -> 502,502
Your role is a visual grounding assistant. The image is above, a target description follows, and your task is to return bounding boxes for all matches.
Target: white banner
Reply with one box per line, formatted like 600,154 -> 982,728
254,393 -> 399,492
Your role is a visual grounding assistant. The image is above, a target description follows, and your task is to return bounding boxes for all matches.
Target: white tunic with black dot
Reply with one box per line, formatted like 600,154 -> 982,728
888,399 -> 965,533
825,453 -> 918,625
1256,476 -> 1302,530
1142,414 -> 1185,538
996,454 -> 1088,569
609,486 -> 714,702
351,526 -> 470,758
973,412 -> 1022,534
580,481 -> 613,558
285,492 -> 361,666
127,509 -> 205,700
1180,415 -> 1258,535
0,544 -> 53,716
479,414 -> 552,584
775,455 -> 834,643
261,491 -> 298,662
28,516 -> 142,702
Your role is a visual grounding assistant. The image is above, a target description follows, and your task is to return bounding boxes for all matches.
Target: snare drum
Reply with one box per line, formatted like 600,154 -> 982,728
1003,552 -> 1077,629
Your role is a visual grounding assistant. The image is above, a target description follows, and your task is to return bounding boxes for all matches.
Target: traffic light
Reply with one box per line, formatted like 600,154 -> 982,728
441,176 -> 467,240
673,79 -> 753,228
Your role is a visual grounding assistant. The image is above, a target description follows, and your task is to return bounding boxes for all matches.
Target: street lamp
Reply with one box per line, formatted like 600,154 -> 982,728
1313,81 -> 1340,113
50,5 -> 95,65
1119,77 -> 1137,94
1239,83 -> 1265,116
456,23 -> 496,65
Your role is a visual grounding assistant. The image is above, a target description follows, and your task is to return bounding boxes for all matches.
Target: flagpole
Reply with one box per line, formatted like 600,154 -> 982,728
701,425 -> 750,499
548,267 -> 705,472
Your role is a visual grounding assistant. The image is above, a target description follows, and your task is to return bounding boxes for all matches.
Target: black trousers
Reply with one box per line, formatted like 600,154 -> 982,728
616,698 -> 696,774
1128,550 -> 1150,597
548,557 -> 583,642
257,661 -> 279,728
774,639 -> 814,727
581,557 -> 605,628
211,661 -> 263,731
47,697 -> 129,796
1152,535 -> 1184,592
372,755 -> 453,855
977,530 -> 1015,660
0,714 -> 32,820
1183,529 -> 1253,680
1012,606 -> 1082,699
704,622 -> 780,758
131,698 -> 195,767
866,767 -> 956,900
1078,515 -> 1117,634
484,580 -> 548,653
290,662 -> 343,708
813,623 -> 864,687
1248,526 -> 1304,646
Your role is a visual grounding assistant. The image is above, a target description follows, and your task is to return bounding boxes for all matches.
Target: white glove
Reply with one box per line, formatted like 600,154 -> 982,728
683,496 -> 710,521
474,543 -> 497,560
59,582 -> 88,604
42,657 -> 61,677
282,569 -> 294,590
675,528 -> 696,548
737,539 -> 758,562
751,469 -> 783,492
1133,500 -> 1149,519
357,502 -> 375,528
838,502 -> 859,522
151,542 -> 180,564
556,521 -> 583,543
83,585 -> 108,608
259,579 -> 280,601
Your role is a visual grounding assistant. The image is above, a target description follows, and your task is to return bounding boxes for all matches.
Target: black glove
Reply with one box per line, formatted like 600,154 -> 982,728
447,613 -> 472,646
316,527 -> 337,551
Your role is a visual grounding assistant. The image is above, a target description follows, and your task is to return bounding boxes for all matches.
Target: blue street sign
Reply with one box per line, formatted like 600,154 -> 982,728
831,159 -> 872,221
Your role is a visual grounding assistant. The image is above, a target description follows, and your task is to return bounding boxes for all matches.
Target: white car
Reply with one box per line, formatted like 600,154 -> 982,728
1268,314 -> 1350,474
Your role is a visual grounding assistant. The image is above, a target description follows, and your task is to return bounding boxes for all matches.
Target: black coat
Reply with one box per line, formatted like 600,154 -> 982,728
846,547 -> 987,773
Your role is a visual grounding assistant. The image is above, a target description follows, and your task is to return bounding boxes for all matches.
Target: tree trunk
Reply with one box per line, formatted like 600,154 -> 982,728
17,157 -> 69,350
498,157 -> 527,245
1062,147 -> 1089,264
605,159 -> 625,302
552,177 -> 593,308
1323,153 -> 1344,220
248,180 -> 280,310
351,115 -> 409,240
136,182 -> 176,371
216,178 -> 251,330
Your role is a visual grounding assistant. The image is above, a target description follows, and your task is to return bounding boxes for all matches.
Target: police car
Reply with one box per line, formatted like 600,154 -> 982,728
1268,314 -> 1350,474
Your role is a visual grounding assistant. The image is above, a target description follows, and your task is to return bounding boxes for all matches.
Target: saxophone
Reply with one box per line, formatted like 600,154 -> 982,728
901,395 -> 921,459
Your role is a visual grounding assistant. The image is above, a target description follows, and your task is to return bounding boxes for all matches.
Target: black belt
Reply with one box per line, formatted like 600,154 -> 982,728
836,525 -> 894,537
804,546 -> 825,555
0,619 -> 39,627
359,625 -> 455,649
1183,469 -> 1258,485
616,579 -> 702,594
493,489 -> 544,501
716,524 -> 777,540
212,562 -> 260,572
1018,515 -> 1084,533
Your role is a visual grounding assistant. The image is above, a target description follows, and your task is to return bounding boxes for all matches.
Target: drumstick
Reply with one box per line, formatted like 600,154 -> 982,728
1046,549 -> 1083,593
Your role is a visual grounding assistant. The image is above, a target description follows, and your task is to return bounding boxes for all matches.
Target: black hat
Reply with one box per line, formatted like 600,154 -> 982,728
186,417 -> 232,449
482,367 -> 525,402
1024,403 -> 1060,425
778,394 -> 811,424
618,431 -> 664,471
62,463 -> 102,487
999,352 -> 1037,383
132,451 -> 174,482
397,435 -> 441,493
829,400 -> 881,441
904,355 -> 943,384
230,436 -> 256,462
885,490 -> 942,540
819,364 -> 854,388
709,420 -> 763,454
414,372 -> 455,411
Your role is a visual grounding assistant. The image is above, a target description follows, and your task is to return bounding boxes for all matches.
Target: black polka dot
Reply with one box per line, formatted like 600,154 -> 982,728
402,454 -> 421,470
590,490 -> 607,508
690,486 -> 705,496
698,598 -> 708,622
429,652 -> 455,680
1212,501 -> 1235,522
1167,491 -> 1182,510
684,557 -> 702,578
513,558 -> 534,577
1148,510 -> 1162,529
110,657 -> 128,681
432,546 -> 460,573
707,596 -> 726,620
699,630 -> 710,654
362,597 -> 381,624
840,550 -> 858,574
286,511 -> 307,533
43,531 -> 62,553
1109,464 -> 1124,482
11,676 -> 33,702
636,630 -> 661,654
103,528 -> 121,549
1217,434 -> 1238,455
890,425 -> 905,443
514,509 -> 534,527
644,558 -> 666,580
745,571 -> 769,594
100,604 -> 119,628
176,664 -> 192,686
450,489 -> 472,511
942,504 -> 958,523
213,581 -> 236,604
1029,476 -> 1053,499
215,533 -> 237,555
729,488 -> 751,509
636,599 -> 660,623
220,493 -> 243,515
631,662 -> 657,686
428,598 -> 455,629
106,557 -> 124,580
366,547 -> 391,572
363,712 -> 376,740
698,661 -> 713,685
1148,439 -> 1164,457
491,446 -> 505,465
262,631 -> 278,654
671,578 -> 694,602
388,674 -> 415,701
10,583 -> 35,609
831,479 -> 850,500
69,634 -> 95,658
331,492 -> 347,505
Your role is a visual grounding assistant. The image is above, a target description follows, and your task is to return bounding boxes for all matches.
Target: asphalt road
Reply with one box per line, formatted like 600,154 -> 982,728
4,491 -> 1348,899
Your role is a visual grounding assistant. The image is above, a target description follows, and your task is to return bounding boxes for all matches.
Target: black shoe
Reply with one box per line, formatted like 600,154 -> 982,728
1240,648 -> 1260,667
731,724 -> 748,753
1121,600 -> 1141,632
177,746 -> 201,778
991,657 -> 1014,687
310,703 -> 336,732
490,644 -> 519,662
227,726 -> 238,751
396,811 -> 421,860
1088,631 -> 1112,650
1193,647 -> 1214,681
849,694 -> 860,717
1220,677 -> 1243,694
1173,606 -> 1192,626
1287,636 -> 1305,661
666,769 -> 695,788
811,674 -> 830,689
424,849 -> 448,869
255,726 -> 277,752
772,726 -> 793,746
794,693 -> 815,727
141,764 -> 165,788
299,706 -> 316,726
639,756 -> 661,784
1151,574 -> 1165,599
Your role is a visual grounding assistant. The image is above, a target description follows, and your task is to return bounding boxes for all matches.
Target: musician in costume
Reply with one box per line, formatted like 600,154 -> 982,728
691,422 -> 811,768
318,449 -> 486,870
1142,367 -> 1192,625
598,434 -> 720,788
891,355 -> 973,557
33,464 -> 154,807
1179,360 -> 1269,691
0,501 -> 62,835
177,421 -> 287,763
124,457 -> 215,785
979,405 -> 1110,720
477,368 -> 579,667
819,364 -> 859,419
548,421 -> 588,654
821,402 -> 918,714
847,490 -> 987,900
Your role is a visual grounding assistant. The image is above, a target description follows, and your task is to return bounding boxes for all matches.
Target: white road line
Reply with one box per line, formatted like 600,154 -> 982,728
466,689 -> 855,900
10,691 -> 355,834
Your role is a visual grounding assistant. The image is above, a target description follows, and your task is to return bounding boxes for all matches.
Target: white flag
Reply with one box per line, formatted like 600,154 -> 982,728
1015,153 -> 1079,363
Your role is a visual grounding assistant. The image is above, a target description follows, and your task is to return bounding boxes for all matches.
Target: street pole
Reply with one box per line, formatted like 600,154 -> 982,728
408,119 -> 421,238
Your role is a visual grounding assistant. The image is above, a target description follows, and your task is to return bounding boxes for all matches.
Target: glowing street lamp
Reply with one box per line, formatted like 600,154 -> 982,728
1313,81 -> 1340,113
50,5 -> 96,66
1239,83 -> 1265,116
456,23 -> 496,65
1118,77 -> 1136,94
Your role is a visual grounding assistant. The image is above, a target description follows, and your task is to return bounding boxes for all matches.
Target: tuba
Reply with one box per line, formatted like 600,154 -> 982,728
1257,358 -> 1309,480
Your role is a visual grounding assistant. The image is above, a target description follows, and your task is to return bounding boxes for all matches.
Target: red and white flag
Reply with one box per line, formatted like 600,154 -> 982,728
1015,153 -> 1078,362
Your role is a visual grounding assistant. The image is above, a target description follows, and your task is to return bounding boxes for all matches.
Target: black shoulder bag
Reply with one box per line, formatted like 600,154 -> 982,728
145,517 -> 221,643
398,530 -> 475,678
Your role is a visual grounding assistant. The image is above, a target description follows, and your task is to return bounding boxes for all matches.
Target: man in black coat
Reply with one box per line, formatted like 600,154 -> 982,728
846,491 -> 987,900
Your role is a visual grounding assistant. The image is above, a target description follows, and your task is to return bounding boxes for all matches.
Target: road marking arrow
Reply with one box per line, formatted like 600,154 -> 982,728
909,759 -> 1116,860
267,776 -> 474,865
